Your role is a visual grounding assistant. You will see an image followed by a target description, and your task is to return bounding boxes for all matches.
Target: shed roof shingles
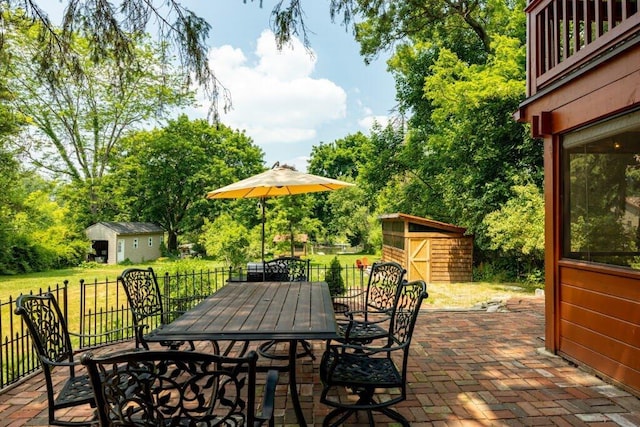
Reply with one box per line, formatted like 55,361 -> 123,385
93,221 -> 164,235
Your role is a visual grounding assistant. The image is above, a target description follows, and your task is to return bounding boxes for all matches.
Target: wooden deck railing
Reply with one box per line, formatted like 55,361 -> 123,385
526,0 -> 640,93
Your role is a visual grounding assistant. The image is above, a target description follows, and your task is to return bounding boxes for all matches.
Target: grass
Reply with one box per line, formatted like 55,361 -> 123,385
0,253 -> 542,308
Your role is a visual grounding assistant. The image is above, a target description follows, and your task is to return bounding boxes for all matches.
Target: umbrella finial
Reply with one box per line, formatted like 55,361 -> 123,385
271,161 -> 280,169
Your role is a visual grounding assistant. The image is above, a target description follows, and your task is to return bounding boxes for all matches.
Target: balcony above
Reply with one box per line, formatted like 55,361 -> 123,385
526,0 -> 640,96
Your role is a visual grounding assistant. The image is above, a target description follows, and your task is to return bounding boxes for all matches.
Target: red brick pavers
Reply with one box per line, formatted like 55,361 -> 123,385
2,295 -> 639,426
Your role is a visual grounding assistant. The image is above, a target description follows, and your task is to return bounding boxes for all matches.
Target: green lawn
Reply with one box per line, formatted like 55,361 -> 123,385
0,253 -> 540,308
0,254 -> 364,300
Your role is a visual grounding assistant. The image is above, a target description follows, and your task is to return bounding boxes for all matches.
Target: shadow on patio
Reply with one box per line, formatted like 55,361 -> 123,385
1,296 -> 639,426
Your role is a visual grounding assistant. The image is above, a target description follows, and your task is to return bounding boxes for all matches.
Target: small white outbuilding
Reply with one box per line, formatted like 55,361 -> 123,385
85,222 -> 164,264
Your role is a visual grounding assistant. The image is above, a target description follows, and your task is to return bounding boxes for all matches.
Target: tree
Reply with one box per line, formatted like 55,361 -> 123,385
324,184 -> 372,249
0,0 -> 228,118
419,38 -> 542,243
269,193 -> 322,257
110,115 -> 264,252
307,132 -> 369,180
358,122 -> 409,204
356,0 -> 527,61
3,17 -> 193,221
0,138 -> 23,273
200,214 -> 250,269
484,182 -> 545,279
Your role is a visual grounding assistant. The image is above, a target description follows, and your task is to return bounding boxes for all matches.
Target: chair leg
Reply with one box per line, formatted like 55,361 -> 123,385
323,405 -> 409,427
323,407 -> 357,427
221,340 -> 250,357
299,340 -> 316,360
324,388 -> 409,427
379,407 -> 410,427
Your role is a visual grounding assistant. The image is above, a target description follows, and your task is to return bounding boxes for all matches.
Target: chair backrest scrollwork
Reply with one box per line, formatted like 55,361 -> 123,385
365,261 -> 407,319
15,293 -> 74,373
264,257 -> 310,281
82,349 -> 275,426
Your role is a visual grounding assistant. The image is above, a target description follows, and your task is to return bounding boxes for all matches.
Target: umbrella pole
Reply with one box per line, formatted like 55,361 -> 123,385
261,197 -> 266,281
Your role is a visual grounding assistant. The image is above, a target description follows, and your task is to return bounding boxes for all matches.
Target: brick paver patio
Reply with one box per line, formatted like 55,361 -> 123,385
1,295 -> 639,426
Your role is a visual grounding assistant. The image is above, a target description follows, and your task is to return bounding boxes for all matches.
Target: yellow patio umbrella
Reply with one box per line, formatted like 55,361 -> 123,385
206,162 -> 354,265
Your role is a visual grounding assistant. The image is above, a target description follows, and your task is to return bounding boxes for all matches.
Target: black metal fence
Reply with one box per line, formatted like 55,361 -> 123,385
0,263 -> 367,391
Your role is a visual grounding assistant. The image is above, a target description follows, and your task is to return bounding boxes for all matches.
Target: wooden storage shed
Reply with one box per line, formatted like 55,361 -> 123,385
515,0 -> 640,395
85,222 -> 164,265
380,213 -> 473,283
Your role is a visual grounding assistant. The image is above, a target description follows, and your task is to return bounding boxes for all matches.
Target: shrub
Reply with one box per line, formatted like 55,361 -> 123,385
325,256 -> 345,296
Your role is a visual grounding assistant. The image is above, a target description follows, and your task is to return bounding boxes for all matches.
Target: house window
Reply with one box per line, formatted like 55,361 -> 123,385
133,238 -> 138,249
148,237 -> 153,247
562,110 -> 640,269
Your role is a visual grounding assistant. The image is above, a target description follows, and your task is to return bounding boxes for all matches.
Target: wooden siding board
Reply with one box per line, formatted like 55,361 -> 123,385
560,284 -> 640,324
384,232 -> 472,283
521,0 -> 640,397
559,338 -> 640,394
560,320 -> 640,371
560,265 -> 640,300
560,301 -> 640,350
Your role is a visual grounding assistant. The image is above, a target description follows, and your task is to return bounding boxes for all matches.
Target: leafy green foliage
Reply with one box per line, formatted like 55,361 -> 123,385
307,132 -> 369,180
200,214 -> 250,269
484,183 -> 544,274
3,17 -> 193,222
0,177 -> 88,274
325,184 -> 372,249
108,115 -> 264,251
0,1 -> 224,118
269,193 -> 321,257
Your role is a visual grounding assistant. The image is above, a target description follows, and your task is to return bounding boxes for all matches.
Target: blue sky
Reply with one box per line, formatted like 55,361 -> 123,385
181,1 -> 397,171
43,1 -> 397,172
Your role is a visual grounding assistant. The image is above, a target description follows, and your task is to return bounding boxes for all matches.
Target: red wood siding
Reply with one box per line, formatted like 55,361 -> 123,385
519,0 -> 640,397
558,264 -> 640,394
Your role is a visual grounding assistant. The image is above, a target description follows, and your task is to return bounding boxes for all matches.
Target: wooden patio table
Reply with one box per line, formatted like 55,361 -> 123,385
145,280 -> 338,427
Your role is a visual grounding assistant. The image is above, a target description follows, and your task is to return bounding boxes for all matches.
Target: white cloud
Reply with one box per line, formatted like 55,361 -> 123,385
203,30 -> 347,147
358,115 -> 389,130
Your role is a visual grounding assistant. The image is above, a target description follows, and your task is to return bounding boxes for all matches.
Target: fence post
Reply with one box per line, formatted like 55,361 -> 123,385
163,272 -> 171,314
62,281 -> 68,331
79,279 -> 85,337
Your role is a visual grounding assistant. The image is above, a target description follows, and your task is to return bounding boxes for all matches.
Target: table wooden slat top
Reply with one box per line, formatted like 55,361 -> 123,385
148,281 -> 338,342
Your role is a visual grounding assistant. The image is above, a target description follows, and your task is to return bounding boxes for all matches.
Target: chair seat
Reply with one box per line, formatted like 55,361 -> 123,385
321,350 -> 402,388
336,320 -> 388,343
56,374 -> 95,408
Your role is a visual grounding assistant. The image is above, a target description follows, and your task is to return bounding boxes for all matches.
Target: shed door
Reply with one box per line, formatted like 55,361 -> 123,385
117,239 -> 125,263
408,238 -> 430,282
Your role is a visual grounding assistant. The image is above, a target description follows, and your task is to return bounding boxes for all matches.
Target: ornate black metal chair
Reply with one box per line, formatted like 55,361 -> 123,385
257,257 -> 314,360
119,267 -> 193,351
333,261 -> 407,345
119,267 -> 247,356
14,292 -> 105,426
264,256 -> 310,281
81,349 -> 278,427
319,280 -> 428,426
